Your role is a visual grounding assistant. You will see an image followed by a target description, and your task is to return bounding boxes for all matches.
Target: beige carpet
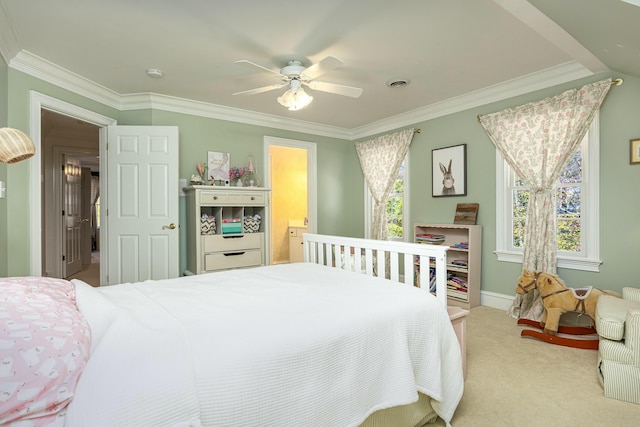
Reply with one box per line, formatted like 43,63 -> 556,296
431,305 -> 640,427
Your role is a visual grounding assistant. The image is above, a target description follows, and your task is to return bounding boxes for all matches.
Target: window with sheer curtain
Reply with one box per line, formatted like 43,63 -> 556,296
495,117 -> 601,272
364,157 -> 409,241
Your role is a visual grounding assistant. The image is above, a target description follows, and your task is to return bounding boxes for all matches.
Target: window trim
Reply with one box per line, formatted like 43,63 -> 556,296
495,115 -> 601,272
364,154 -> 410,241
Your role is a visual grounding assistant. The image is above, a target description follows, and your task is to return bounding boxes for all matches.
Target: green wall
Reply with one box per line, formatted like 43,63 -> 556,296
1,69 -> 362,276
401,71 -> 640,297
2,67 -> 639,300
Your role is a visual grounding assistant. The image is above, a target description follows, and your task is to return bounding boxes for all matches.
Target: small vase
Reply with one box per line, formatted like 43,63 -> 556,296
235,179 -> 243,187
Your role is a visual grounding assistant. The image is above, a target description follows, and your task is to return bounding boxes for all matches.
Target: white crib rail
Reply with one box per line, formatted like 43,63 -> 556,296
302,233 -> 449,309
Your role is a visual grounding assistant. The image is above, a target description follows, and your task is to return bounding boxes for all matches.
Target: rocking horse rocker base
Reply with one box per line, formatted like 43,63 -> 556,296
515,270 -> 620,350
517,318 -> 599,350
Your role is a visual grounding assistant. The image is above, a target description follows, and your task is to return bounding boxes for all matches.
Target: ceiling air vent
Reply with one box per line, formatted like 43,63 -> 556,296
386,79 -> 410,88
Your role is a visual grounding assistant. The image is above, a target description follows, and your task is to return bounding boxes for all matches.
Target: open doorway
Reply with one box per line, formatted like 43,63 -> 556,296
264,136 -> 317,264
41,110 -> 100,285
29,92 -> 116,284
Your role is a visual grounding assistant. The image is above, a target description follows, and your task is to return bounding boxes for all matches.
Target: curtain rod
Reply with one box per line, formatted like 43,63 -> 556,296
475,78 -> 624,123
414,128 -> 421,133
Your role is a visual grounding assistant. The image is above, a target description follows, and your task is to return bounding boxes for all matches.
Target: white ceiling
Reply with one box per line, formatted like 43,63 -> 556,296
1,0 -> 639,135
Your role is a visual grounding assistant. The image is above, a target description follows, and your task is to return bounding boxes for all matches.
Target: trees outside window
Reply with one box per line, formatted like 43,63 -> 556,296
365,158 -> 409,241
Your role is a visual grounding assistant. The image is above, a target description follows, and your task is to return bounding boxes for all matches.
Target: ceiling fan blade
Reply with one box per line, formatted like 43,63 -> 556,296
300,56 -> 343,80
233,83 -> 287,96
234,59 -> 281,76
305,81 -> 363,98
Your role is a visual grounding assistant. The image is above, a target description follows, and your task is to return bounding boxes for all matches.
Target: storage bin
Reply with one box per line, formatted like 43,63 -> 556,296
200,215 -> 216,235
243,214 -> 261,233
221,222 -> 242,234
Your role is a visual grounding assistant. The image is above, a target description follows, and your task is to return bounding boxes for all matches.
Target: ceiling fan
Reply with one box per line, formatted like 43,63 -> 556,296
233,56 -> 363,110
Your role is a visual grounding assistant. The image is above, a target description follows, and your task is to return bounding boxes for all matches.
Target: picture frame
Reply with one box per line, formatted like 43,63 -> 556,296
630,139 -> 640,164
207,151 -> 230,182
432,144 -> 467,197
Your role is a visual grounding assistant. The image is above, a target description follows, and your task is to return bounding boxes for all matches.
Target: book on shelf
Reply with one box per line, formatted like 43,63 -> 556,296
447,288 -> 469,301
415,233 -> 445,244
447,278 -> 467,288
451,242 -> 469,249
449,259 -> 468,269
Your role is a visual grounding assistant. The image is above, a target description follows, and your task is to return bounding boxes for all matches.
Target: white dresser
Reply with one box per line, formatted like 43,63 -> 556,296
184,186 -> 270,275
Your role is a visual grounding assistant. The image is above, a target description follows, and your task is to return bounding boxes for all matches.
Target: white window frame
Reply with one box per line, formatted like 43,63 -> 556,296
495,114 -> 601,272
364,154 -> 410,241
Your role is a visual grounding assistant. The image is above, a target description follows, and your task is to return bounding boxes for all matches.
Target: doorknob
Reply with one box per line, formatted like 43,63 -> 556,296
163,223 -> 177,230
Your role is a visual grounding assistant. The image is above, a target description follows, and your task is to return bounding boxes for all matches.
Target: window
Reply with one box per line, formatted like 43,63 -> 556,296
364,156 -> 409,241
495,115 -> 601,272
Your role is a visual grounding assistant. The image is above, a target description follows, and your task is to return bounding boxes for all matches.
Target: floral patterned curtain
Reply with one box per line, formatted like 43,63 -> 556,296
479,79 -> 612,320
355,129 -> 414,240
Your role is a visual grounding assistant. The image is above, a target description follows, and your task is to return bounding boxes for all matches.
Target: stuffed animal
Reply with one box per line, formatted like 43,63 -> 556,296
515,269 -> 619,335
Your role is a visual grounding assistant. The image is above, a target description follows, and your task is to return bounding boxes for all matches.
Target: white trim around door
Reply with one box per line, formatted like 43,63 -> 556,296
29,91 -> 117,275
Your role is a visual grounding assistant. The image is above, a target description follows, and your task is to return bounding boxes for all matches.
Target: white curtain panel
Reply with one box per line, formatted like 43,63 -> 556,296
356,128 -> 414,240
479,79 -> 612,319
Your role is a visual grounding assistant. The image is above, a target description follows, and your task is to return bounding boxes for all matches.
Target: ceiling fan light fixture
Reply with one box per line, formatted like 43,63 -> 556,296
277,86 -> 313,111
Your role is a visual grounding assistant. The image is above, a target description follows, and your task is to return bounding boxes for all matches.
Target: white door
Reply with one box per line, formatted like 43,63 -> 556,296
105,126 -> 179,285
64,156 -> 82,277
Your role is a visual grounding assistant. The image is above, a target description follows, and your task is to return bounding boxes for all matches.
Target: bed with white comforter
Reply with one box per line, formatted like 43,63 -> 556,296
1,234 -> 463,427
66,261 -> 462,427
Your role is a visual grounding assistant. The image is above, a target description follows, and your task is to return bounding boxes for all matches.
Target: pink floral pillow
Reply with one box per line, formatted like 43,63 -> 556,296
0,277 -> 91,426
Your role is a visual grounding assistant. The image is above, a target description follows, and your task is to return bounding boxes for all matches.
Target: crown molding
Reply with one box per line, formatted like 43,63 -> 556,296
10,51 -> 122,109
8,50 -> 594,141
120,92 -> 353,139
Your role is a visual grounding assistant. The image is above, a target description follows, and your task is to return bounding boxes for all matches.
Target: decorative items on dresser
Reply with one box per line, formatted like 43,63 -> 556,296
184,186 -> 270,275
414,223 -> 482,310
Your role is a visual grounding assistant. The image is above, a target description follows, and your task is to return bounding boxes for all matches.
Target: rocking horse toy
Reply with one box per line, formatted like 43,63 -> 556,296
514,269 -> 620,349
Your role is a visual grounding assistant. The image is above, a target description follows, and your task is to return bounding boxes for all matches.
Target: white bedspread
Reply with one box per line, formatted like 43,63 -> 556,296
66,263 -> 463,427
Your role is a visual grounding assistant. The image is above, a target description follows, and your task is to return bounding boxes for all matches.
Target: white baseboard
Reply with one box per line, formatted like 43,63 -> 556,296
480,290 -> 515,311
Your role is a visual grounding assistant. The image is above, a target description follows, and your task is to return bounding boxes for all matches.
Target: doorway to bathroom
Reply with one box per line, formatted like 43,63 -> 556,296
264,136 -> 317,264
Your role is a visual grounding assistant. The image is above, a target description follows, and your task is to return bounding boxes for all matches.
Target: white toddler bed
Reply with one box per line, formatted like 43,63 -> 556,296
1,234 -> 462,427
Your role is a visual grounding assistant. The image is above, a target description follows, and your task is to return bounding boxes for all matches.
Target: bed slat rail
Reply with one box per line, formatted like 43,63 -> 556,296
302,233 -> 449,308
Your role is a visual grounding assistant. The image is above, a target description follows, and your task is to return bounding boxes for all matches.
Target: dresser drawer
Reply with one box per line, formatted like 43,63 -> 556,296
204,249 -> 262,271
202,233 -> 262,252
200,191 -> 266,206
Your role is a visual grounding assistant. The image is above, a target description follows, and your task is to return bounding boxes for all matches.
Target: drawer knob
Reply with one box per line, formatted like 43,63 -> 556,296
251,196 -> 255,200
213,196 -> 218,200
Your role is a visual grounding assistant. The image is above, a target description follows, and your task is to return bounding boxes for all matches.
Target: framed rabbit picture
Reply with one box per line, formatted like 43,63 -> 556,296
432,144 -> 467,197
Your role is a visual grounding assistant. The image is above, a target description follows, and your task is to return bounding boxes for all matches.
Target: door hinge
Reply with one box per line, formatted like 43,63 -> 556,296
62,255 -> 66,261
62,210 -> 65,216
